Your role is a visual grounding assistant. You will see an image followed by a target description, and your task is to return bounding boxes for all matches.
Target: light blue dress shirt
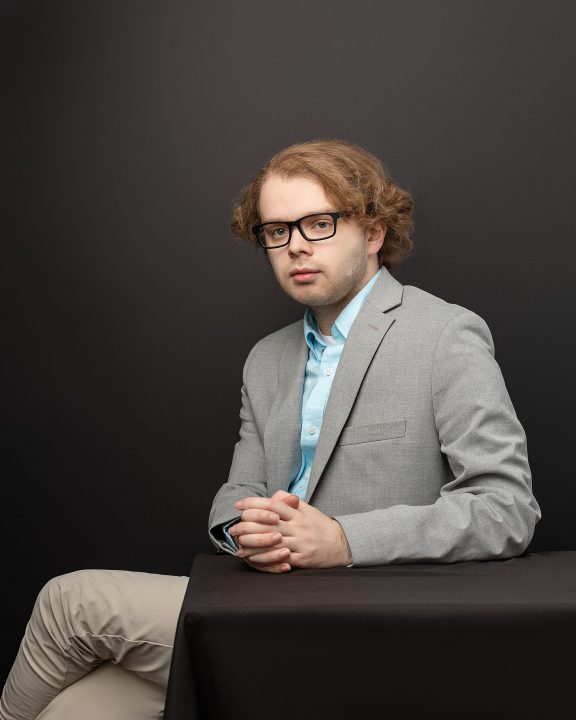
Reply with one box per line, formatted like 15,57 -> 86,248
222,269 -> 382,552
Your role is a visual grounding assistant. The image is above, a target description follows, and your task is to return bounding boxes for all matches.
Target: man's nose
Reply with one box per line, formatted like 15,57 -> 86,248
288,225 -> 312,254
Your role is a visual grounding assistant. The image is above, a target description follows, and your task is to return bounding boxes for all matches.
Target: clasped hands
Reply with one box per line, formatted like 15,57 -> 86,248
228,490 -> 352,573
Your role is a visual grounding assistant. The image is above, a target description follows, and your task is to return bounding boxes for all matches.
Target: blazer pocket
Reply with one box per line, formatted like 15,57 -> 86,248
338,418 -> 407,446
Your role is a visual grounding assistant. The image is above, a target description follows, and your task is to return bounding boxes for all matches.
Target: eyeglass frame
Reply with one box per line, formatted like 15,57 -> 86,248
252,211 -> 351,249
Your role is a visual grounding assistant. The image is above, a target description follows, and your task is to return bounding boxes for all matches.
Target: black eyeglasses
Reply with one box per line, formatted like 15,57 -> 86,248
252,211 -> 350,249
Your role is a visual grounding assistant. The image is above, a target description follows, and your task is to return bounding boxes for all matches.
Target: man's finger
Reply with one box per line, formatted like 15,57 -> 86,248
230,521 -> 281,537
272,490 -> 300,508
236,531 -> 283,548
234,497 -> 297,519
239,546 -> 291,565
237,536 -> 294,559
237,509 -> 280,524
242,557 -> 291,574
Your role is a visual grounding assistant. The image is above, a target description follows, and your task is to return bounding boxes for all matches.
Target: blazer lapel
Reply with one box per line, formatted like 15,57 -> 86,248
304,268 -> 404,502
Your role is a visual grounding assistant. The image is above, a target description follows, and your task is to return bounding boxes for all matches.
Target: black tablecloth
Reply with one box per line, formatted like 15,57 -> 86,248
164,551 -> 576,720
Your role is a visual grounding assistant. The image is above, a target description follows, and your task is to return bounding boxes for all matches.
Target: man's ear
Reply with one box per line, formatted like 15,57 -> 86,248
367,222 -> 387,256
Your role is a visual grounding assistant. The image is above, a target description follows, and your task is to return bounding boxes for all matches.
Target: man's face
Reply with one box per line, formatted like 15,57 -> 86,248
258,174 -> 384,319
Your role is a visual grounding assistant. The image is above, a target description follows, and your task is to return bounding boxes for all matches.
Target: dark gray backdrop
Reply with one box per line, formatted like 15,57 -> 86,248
2,0 -> 575,684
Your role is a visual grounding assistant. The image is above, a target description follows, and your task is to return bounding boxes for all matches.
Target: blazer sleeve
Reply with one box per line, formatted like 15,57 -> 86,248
207,342 -> 270,554
333,310 -> 542,566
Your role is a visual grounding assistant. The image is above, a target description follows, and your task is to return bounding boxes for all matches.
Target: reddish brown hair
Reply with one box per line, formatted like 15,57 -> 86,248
230,139 -> 414,269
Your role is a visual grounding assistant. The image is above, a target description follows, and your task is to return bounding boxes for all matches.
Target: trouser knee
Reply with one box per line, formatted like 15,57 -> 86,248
36,570 -> 94,624
33,569 -> 110,657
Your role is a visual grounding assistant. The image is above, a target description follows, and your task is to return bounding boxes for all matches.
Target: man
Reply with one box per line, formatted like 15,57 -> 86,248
208,138 -> 540,572
0,139 -> 541,719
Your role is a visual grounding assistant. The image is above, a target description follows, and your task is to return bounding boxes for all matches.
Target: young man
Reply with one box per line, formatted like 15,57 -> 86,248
208,139 -> 541,572
0,140 -> 541,719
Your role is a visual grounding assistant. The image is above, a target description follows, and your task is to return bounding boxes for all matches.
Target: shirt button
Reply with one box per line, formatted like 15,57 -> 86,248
324,367 -> 333,376
308,425 -> 317,435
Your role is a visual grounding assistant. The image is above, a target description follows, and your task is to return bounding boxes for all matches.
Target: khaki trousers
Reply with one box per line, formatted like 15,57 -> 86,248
0,570 -> 189,720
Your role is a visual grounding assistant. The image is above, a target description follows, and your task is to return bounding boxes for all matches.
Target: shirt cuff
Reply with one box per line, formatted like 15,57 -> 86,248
222,517 -> 241,551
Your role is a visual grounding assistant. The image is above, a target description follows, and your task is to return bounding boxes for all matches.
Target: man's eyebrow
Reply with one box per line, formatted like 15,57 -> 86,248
259,209 -> 337,223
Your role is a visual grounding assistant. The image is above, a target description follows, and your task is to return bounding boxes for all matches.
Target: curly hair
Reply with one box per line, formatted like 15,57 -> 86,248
230,139 -> 414,269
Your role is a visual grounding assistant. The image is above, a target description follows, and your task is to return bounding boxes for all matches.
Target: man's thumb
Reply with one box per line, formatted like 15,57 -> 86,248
272,489 -> 300,508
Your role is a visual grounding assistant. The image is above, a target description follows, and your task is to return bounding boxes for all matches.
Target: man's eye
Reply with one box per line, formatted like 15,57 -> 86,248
272,227 -> 286,237
315,221 -> 329,229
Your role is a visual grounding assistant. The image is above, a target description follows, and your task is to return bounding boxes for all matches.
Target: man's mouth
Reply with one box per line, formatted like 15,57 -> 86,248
290,269 -> 320,282
290,267 -> 320,277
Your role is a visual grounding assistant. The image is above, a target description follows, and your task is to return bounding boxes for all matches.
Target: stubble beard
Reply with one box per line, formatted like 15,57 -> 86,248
283,246 -> 368,309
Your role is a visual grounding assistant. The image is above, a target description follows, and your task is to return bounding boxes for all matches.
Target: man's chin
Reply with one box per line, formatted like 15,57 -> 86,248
282,287 -> 336,307
283,289 -> 316,305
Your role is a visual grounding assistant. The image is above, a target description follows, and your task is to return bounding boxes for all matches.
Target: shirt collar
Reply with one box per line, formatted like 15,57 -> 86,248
303,269 -> 381,358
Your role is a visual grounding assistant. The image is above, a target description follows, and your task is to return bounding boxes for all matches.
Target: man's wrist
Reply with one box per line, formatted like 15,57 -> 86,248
333,518 -> 353,566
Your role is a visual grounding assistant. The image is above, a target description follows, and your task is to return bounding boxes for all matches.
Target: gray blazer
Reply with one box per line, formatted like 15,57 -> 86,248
208,267 -> 541,566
